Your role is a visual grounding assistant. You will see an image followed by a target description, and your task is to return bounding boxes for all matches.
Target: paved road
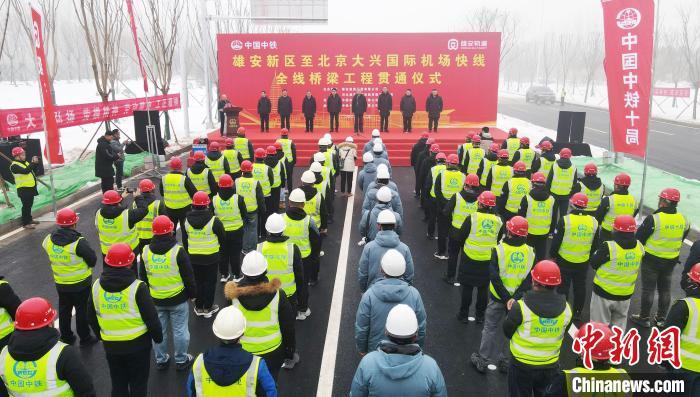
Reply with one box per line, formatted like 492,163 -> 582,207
498,96 -> 700,179
0,166 -> 695,396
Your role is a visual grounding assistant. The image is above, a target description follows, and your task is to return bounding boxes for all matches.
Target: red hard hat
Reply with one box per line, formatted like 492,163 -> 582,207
447,154 -> 459,165
15,297 -> 57,331
520,137 -> 530,146
509,127 -> 518,136
152,215 -> 174,235
531,172 -> 546,183
506,216 -> 529,237
430,144 -> 440,153
254,148 -> 266,158
497,149 -> 509,159
513,161 -> 527,172
11,147 -> 25,157
209,142 -> 220,152
489,143 -> 500,153
237,127 -> 246,135
465,173 -> 480,187
559,148 -> 572,159
539,140 -> 553,150
101,190 -> 122,205
472,135 -> 481,143
659,188 -> 681,202
465,134 -> 472,142
577,322 -> 615,361
688,263 -> 700,284
219,174 -> 233,188
570,192 -> 589,208
139,179 -> 155,192
169,157 -> 183,170
105,243 -> 136,267
274,142 -> 283,150
531,260 -> 561,286
241,160 -> 253,172
614,173 -> 631,187
436,152 -> 447,161
266,145 -> 276,155
478,191 -> 497,207
193,151 -> 206,162
193,191 -> 210,206
426,138 -> 436,145
56,208 -> 79,226
584,163 -> 598,176
280,128 -> 289,135
421,132 -> 429,138
225,138 -> 234,147
613,215 -> 637,233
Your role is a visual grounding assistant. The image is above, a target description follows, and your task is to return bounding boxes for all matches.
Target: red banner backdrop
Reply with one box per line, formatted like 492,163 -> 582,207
217,33 -> 500,130
0,94 -> 181,137
602,0 -> 655,158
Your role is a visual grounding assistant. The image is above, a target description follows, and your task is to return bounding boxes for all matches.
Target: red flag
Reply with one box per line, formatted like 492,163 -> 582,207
31,6 -> 64,165
125,0 -> 149,93
602,0 -> 655,158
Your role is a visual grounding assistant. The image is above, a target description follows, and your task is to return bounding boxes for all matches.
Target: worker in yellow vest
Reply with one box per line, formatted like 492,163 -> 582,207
417,144 -> 439,219
460,134 -> 485,175
455,191 -> 504,323
223,138 -> 243,179
433,154 -> 465,260
589,215 -> 643,329
42,208 -> 99,346
0,297 -> 95,395
0,279 -> 20,351
501,127 -> 520,161
666,263 -> 700,395
504,260 -> 573,396
234,160 -> 266,253
265,145 -> 287,214
595,172 -> 638,242
187,151 -> 217,197
213,174 -> 248,282
185,192 -> 225,318
498,161 -> 531,222
631,188 -> 690,328
471,216 -> 534,374
9,146 -> 39,229
457,133 -> 472,169
131,178 -> 166,254
276,128 -> 297,190
300,170 -> 328,237
259,213 -> 308,320
546,147 -> 577,222
313,152 -> 336,224
573,163 -> 604,217
518,172 -> 556,261
550,193 -> 599,322
422,152 -> 447,241
159,157 -> 197,248
442,174 -> 481,285
234,127 -> 254,161
87,243 -> 163,397
532,140 -> 556,180
204,142 -> 230,184
285,188 -> 322,288
484,149 -> 512,198
511,137 -> 538,173
252,148 -> 274,235
477,143 -> 499,188
224,251 -> 299,380
95,189 -> 147,270
187,305 -> 278,396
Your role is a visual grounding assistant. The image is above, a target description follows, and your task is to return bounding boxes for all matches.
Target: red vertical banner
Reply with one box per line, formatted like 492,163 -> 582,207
30,6 -> 64,164
125,0 -> 149,93
602,0 -> 655,158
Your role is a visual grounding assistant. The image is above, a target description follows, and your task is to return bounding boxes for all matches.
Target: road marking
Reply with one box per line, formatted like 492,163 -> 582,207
650,129 -> 674,136
585,127 -> 608,134
316,167 -> 357,397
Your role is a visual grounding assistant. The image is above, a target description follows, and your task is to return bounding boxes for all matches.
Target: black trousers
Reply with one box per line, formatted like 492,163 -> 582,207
303,255 -> 319,284
553,197 -> 569,223
100,176 -> 115,193
280,115 -> 290,129
426,200 -> 438,237
18,191 -> 34,225
508,362 -> 558,397
436,212 -> 450,255
329,112 -> 339,132
558,266 -> 589,315
219,116 -> 225,136
114,161 -> 124,189
380,113 -> 389,132
219,230 -> 243,278
353,113 -> 364,133
428,116 -> 439,132
639,258 -> 674,320
260,114 -> 269,132
527,234 -> 549,262
58,287 -> 92,343
304,116 -> 314,132
106,348 -> 151,397
460,284 -> 488,318
446,237 -> 462,278
166,206 -> 191,251
260,346 -> 285,381
193,264 -> 218,309
285,162 -> 294,191
270,187 -> 281,215
403,114 -> 413,132
340,170 -> 353,193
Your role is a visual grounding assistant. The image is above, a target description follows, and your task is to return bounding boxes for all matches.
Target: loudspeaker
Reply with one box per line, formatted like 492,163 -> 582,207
133,111 -> 165,155
0,139 -> 44,184
557,111 -> 586,143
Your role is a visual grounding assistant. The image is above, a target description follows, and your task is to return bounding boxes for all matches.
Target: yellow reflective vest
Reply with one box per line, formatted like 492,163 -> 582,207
593,240 -> 644,297
91,279 -> 147,342
557,214 -> 598,263
490,164 -> 512,197
192,353 -> 260,396
162,173 -> 192,209
490,242 -> 535,301
42,236 -> 92,285
510,300 -> 572,366
0,342 -> 73,396
681,297 -> 700,372
11,161 -> 36,189
463,212 -> 503,261
232,291 -> 282,355
95,209 -> 138,255
644,212 -> 688,260
601,194 -> 637,232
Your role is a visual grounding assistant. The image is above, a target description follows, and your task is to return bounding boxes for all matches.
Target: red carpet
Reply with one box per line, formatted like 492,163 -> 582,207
202,127 -> 506,166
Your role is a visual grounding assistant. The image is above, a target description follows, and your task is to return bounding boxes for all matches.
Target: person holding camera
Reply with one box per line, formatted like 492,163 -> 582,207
337,136 -> 357,197
10,147 -> 39,229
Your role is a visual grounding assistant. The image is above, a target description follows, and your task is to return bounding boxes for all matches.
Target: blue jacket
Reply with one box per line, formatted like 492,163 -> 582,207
358,162 -> 377,193
363,139 -> 387,154
355,278 -> 427,353
350,341 -> 447,397
359,203 -> 403,241
372,156 -> 392,174
366,180 -> 398,194
362,186 -> 404,219
187,343 -> 277,397
358,230 -> 414,291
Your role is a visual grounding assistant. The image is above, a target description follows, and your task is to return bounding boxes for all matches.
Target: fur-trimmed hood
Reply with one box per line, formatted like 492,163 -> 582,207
224,278 -> 281,311
337,141 -> 357,150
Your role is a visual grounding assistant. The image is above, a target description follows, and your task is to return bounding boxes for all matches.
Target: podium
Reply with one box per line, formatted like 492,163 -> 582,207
224,106 -> 243,136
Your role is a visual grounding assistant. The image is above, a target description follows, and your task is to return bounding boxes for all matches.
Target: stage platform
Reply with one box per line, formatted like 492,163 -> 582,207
202,127 -> 506,166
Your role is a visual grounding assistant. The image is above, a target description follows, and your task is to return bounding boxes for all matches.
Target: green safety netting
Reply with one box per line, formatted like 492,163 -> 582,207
0,153 -> 148,224
570,156 -> 700,231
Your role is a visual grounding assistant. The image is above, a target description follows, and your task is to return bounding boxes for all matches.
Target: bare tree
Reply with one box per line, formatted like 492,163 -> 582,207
580,33 -> 603,103
679,5 -> 700,119
657,31 -> 688,108
557,33 -> 577,94
0,0 -> 9,68
464,7 -> 519,64
540,37 -> 555,87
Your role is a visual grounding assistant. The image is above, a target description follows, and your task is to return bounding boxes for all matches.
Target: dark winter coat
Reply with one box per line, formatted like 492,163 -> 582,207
277,96 -> 292,116
0,279 -> 21,348
352,94 -> 368,115
411,138 -> 428,168
95,136 -> 119,178
218,99 -> 230,120
302,96 -> 317,116
400,95 -> 416,115
378,92 -> 393,115
257,97 -> 272,115
139,234 -> 197,307
47,228 -> 98,292
327,94 -> 342,113
425,94 -> 443,117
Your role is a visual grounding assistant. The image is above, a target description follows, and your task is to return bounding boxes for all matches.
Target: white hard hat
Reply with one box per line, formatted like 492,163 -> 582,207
345,136 -> 354,143
374,138 -> 383,145
289,188 -> 306,203
301,170 -> 316,184
372,143 -> 383,153
310,162 -> 323,173
265,213 -> 286,234
385,304 -> 418,338
212,306 -> 246,340
324,133 -> 332,141
241,251 -> 267,277
317,137 -> 325,145
371,129 -> 380,137
376,164 -> 390,179
380,249 -> 406,277
362,152 -> 374,163
320,137 -> 332,146
376,186 -> 392,203
313,152 -> 326,162
377,209 -> 396,224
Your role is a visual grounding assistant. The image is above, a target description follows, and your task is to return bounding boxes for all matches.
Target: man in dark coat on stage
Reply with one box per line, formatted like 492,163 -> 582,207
257,91 -> 272,132
378,86 -> 393,133
278,89 -> 293,130
327,88 -> 342,132
302,90 -> 317,133
400,89 -> 416,133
